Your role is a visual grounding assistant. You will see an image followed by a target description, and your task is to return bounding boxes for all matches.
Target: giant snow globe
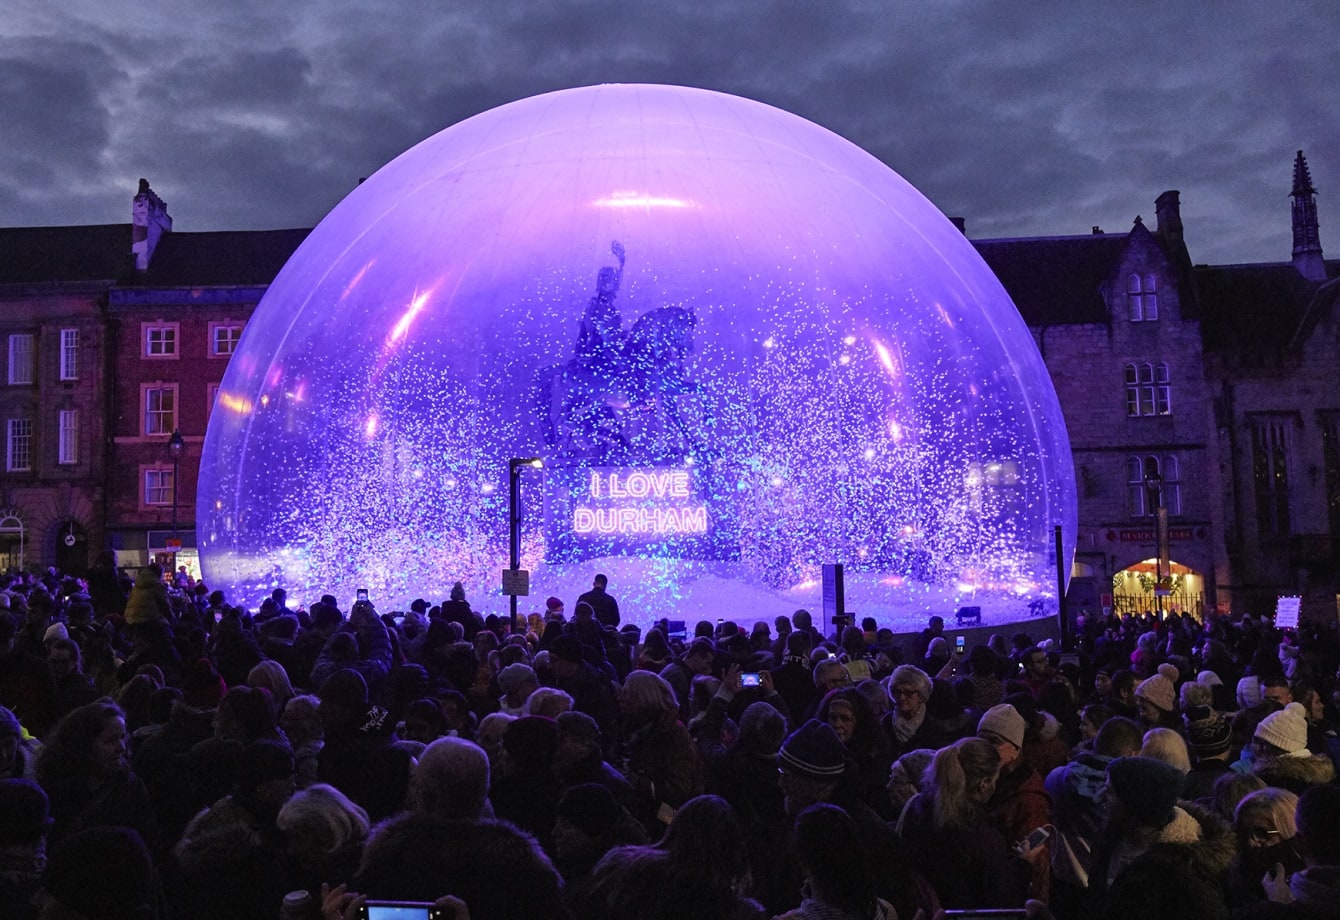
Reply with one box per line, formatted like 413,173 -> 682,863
198,83 -> 1076,627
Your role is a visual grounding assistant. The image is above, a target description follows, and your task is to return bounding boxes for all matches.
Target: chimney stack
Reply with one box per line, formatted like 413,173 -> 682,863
1154,190 -> 1192,280
131,179 -> 172,273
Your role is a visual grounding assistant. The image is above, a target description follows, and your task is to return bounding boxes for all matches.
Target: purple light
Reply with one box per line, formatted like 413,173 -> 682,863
198,84 -> 1076,626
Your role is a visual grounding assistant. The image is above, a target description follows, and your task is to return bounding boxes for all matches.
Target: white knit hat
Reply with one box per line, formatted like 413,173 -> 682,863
1255,702 -> 1310,755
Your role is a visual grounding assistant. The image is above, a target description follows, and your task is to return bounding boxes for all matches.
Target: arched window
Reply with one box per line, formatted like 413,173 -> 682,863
1127,273 -> 1158,322
1127,454 -> 1182,517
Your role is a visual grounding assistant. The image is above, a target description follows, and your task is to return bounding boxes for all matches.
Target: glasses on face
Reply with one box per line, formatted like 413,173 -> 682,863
1244,827 -> 1281,846
890,688 -> 920,699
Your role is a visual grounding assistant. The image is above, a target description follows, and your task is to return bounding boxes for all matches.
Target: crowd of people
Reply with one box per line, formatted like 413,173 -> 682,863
3,561 -> 1340,920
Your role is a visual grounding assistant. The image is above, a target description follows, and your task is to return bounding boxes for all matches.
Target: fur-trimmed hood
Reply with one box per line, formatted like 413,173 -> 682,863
1253,750 -> 1337,793
1151,801 -> 1237,877
1092,800 -> 1236,920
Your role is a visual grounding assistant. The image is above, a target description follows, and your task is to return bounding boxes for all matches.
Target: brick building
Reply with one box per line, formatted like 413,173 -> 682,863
104,184 -> 307,575
0,223 -> 126,574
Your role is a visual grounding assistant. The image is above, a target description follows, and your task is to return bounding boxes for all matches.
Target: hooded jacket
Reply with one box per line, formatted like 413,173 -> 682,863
123,568 -> 171,626
1089,801 -> 1236,920
1252,751 -> 1337,795
1045,750 -> 1113,887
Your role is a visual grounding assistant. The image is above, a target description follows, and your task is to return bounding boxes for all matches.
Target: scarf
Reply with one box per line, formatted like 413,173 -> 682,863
891,706 -> 926,744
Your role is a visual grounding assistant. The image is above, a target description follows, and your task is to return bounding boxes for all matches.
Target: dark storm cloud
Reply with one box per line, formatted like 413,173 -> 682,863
0,38 -> 124,221
5,2 -> 1339,265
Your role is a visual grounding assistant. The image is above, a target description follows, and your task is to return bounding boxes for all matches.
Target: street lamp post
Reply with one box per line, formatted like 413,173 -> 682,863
1144,466 -> 1167,618
507,457 -> 544,634
168,429 -> 185,567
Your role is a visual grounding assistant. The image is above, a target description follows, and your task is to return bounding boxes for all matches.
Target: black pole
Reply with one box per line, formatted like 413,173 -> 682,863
171,458 -> 178,540
1055,524 -> 1070,650
509,463 -> 520,635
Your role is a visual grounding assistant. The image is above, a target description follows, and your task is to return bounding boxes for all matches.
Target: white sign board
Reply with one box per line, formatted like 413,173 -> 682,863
501,568 -> 530,597
1276,596 -> 1301,629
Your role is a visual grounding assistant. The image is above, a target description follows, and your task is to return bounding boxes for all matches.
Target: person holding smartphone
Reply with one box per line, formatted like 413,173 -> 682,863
895,737 -> 1033,910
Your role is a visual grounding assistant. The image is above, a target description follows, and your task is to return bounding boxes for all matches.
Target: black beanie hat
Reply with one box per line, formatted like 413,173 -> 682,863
556,783 -> 624,837
1107,755 -> 1186,828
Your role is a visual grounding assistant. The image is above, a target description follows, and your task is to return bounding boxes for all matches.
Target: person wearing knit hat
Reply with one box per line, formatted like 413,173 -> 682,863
777,720 -> 848,817
1182,705 -> 1234,801
1250,701 -> 1338,794
1093,755 -> 1236,920
1106,755 -> 1187,828
42,621 -> 69,644
545,596 -> 565,619
977,702 -> 1026,754
1134,662 -> 1179,729
503,715 -> 559,769
548,634 -> 585,665
556,782 -> 625,838
1255,702 -> 1310,756
1185,706 -> 1231,759
497,663 -> 539,716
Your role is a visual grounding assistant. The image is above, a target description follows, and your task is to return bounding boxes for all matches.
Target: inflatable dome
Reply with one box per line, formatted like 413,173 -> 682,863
198,83 -> 1076,626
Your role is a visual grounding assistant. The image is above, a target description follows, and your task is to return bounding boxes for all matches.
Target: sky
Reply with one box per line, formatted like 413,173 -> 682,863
5,1 -> 1339,266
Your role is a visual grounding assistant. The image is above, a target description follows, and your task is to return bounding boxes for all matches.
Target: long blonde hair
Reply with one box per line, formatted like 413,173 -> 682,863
925,737 -> 1000,830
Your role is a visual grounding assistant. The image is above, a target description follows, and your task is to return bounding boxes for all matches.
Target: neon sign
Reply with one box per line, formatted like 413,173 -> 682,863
573,468 -> 709,536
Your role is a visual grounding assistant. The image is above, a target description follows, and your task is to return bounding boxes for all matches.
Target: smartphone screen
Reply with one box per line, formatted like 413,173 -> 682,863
956,635 -> 966,653
356,588 -> 370,603
741,673 -> 761,687
364,905 -> 434,920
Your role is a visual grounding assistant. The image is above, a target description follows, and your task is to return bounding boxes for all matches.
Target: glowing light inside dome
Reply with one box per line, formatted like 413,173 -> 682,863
198,84 -> 1076,626
595,191 -> 696,209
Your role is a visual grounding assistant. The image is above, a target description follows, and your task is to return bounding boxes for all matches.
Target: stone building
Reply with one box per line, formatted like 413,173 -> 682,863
975,196 -> 1224,618
1196,152 -> 1340,618
970,151 -> 1338,621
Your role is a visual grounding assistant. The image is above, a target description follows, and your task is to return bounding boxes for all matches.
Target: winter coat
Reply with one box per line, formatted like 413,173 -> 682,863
123,568 -> 171,626
1252,751 -> 1337,795
1089,801 -> 1236,920
985,762 -> 1053,903
1045,750 -> 1114,888
1235,865 -> 1340,920
173,796 -> 292,920
897,790 -> 1030,909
